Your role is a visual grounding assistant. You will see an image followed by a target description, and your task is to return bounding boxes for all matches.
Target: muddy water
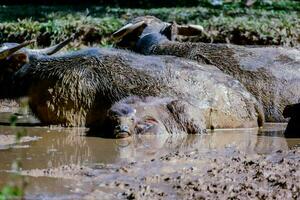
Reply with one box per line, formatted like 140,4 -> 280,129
0,113 -> 299,199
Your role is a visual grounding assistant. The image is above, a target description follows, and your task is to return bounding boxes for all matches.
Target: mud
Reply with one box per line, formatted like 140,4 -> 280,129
0,135 -> 40,149
93,148 -> 300,200
19,140 -> 300,200
0,99 -> 19,113
0,112 -> 299,199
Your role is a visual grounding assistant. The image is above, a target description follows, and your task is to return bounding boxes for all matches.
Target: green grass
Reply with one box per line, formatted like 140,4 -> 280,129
0,2 -> 299,47
0,185 -> 23,200
0,16 -> 123,47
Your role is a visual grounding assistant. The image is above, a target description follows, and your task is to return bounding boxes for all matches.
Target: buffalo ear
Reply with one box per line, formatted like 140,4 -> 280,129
144,116 -> 159,124
10,52 -> 28,62
161,22 -> 205,41
6,52 -> 29,71
135,116 -> 158,134
160,21 -> 178,41
112,21 -> 147,41
177,24 -> 204,36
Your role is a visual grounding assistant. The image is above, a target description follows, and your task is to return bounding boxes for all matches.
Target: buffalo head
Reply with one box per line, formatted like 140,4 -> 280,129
112,16 -> 205,50
0,37 -> 74,98
105,99 -> 166,139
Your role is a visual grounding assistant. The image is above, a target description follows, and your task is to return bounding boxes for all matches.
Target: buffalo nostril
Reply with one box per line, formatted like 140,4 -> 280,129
115,125 -> 130,132
120,125 -> 129,132
114,125 -> 131,139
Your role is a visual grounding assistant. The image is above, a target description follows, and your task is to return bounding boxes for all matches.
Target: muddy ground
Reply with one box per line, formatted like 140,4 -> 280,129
22,146 -> 300,200
0,100 -> 19,113
96,148 -> 300,200
0,110 -> 299,199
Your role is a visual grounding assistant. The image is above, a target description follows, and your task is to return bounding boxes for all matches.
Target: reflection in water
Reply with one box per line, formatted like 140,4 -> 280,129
117,128 -> 292,160
0,123 -> 297,169
0,123 -> 297,170
0,122 -> 299,199
47,127 -> 89,167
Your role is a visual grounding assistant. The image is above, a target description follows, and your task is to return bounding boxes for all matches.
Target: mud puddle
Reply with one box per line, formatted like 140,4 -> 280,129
0,116 -> 299,199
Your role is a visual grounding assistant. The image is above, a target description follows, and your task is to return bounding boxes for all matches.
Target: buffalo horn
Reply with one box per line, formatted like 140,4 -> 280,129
0,40 -> 35,60
29,36 -> 75,55
112,21 -> 146,41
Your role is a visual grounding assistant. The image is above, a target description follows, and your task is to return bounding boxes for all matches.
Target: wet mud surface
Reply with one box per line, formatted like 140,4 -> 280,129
0,100 -> 19,113
0,135 -> 40,150
93,148 -> 300,200
0,112 -> 299,199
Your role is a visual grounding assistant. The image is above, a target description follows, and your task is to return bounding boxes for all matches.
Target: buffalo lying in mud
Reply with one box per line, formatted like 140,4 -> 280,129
283,103 -> 300,138
103,96 -> 206,138
0,38 -> 73,98
0,39 -> 264,136
113,16 -> 300,122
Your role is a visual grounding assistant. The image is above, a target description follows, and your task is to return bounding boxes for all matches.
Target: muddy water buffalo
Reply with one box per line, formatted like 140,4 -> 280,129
0,40 -> 263,134
0,38 -> 73,98
113,16 -> 300,122
103,96 -> 206,138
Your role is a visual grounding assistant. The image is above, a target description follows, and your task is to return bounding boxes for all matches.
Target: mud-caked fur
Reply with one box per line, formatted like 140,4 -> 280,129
116,16 -> 300,122
10,47 -> 264,129
105,96 -> 205,137
152,40 -> 300,122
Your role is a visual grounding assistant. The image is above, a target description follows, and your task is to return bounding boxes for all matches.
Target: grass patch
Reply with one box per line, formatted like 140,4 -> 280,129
0,185 -> 23,200
0,3 -> 299,47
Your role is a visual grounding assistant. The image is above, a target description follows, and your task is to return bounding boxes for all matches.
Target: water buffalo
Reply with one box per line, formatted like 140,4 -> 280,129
113,16 -> 300,122
103,96 -> 206,138
0,38 -> 73,98
0,39 -> 264,136
283,103 -> 300,138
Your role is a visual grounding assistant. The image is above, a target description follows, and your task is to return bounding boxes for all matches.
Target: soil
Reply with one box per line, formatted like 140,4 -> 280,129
95,148 -> 300,200
0,111 -> 298,199
22,144 -> 300,199
23,148 -> 300,199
